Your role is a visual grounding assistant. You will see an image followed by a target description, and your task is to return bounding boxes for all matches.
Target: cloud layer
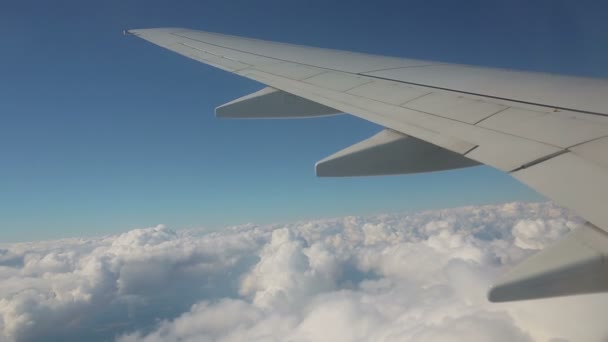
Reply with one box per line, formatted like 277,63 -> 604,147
1,202 -> 607,342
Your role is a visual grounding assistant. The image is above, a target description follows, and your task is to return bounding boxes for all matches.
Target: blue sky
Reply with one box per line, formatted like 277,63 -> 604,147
1,0 -> 606,242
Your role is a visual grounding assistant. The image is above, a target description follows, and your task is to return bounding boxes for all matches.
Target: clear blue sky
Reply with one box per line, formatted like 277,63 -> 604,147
1,0 -> 606,241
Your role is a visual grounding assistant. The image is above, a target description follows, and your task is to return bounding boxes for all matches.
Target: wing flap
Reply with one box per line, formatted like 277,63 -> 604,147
316,129 -> 479,177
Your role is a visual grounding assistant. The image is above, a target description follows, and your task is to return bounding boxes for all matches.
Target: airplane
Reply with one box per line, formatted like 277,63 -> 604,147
126,28 -> 608,302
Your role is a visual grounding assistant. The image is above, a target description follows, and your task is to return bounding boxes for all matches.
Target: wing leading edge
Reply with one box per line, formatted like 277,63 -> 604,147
127,28 -> 608,302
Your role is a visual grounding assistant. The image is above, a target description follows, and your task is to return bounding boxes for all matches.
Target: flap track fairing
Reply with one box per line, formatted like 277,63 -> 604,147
316,129 -> 479,177
216,87 -> 341,119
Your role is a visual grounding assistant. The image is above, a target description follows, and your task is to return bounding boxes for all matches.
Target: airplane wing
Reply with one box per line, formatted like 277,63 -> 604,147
127,28 -> 608,302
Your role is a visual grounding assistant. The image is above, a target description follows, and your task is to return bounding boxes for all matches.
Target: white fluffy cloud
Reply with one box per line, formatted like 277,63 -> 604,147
1,202 -> 607,342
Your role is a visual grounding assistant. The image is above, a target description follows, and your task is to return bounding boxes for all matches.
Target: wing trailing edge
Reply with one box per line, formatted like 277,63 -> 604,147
216,87 -> 341,119
316,129 -> 479,177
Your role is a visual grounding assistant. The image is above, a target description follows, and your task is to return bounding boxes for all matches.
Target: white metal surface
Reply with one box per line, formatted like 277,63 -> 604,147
364,64 -> 608,115
173,30 -> 437,73
303,72 -> 372,92
513,152 -> 608,231
168,43 -> 250,71
254,62 -> 325,80
570,137 -> 608,170
478,108 -> 608,148
404,92 -> 508,124
346,81 -> 429,105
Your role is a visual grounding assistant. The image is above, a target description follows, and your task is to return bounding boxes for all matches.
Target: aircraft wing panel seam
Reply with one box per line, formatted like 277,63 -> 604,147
462,145 -> 479,156
240,67 -> 532,135
166,31 -> 607,117
340,80 -> 376,93
397,92 -> 434,106
171,32 -> 338,73
180,42 -> 252,65
237,69 -> 475,155
361,74 -> 608,117
471,107 -> 511,125
508,149 -> 569,173
238,68 -> 564,171
567,135 -> 608,150
298,70 -> 332,82
357,63 -> 449,74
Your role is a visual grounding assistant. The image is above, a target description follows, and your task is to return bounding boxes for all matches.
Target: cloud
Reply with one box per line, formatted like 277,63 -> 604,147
1,202 -> 607,342
511,219 -> 576,250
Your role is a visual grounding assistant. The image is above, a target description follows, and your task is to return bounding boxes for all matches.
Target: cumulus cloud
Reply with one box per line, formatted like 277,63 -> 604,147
1,202 -> 607,342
